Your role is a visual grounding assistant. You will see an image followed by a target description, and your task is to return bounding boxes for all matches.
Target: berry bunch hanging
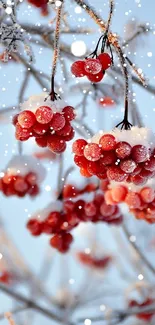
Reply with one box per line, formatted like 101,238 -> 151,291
0,155 -> 46,198
27,182 -> 123,253
71,53 -> 111,83
73,127 -> 155,184
13,93 -> 76,154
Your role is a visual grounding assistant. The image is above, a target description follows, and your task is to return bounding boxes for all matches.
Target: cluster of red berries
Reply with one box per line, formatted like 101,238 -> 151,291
105,184 -> 155,224
0,172 -> 39,198
71,53 -> 111,83
13,105 -> 75,154
27,0 -> 49,16
77,252 -> 112,269
73,135 -> 155,184
129,298 -> 155,321
27,183 -> 123,253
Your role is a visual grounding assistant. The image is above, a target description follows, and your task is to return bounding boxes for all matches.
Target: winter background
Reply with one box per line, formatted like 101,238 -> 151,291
0,0 -> 155,324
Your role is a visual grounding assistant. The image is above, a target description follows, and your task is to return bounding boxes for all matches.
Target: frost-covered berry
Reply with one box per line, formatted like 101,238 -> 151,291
47,135 -> 67,153
18,110 -> 36,129
140,187 -> 155,203
84,58 -> 102,75
72,139 -> 87,156
50,113 -> 66,131
99,134 -> 116,151
125,192 -> 141,209
84,143 -> 102,161
120,159 -> 137,173
35,106 -> 53,124
115,141 -> 132,159
107,166 -> 127,182
62,106 -> 76,121
131,145 -> 149,163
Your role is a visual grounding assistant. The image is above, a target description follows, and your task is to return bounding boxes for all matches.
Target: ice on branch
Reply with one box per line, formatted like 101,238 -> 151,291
0,23 -> 34,62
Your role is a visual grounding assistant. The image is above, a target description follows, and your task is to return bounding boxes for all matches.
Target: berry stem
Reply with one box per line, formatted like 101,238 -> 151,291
115,47 -> 132,130
50,0 -> 64,101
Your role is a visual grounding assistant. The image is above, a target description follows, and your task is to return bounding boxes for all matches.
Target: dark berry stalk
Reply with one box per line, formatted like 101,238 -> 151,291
50,0 -> 64,101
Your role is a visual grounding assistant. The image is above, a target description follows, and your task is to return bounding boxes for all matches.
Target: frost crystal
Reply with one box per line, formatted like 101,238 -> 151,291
0,23 -> 34,62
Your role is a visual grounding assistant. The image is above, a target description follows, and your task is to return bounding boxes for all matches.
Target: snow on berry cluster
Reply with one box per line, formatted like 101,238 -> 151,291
0,155 -> 46,198
13,93 -> 76,154
73,127 -> 155,184
27,183 -> 123,253
27,0 -> 49,16
71,53 -> 111,83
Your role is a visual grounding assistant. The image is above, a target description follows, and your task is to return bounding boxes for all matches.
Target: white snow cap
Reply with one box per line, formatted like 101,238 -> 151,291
5,155 -> 46,183
92,126 -> 155,149
32,200 -> 63,221
20,92 -> 67,114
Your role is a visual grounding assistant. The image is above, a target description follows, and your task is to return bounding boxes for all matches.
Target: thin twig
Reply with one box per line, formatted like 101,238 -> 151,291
0,283 -> 70,324
122,223 -> 155,276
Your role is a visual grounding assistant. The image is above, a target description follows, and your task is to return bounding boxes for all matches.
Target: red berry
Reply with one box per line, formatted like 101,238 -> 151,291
74,155 -> 88,168
63,127 -> 75,141
87,161 -> 102,175
107,166 -> 127,182
130,174 -> 147,186
28,184 -> 40,197
18,110 -> 36,129
33,122 -> 49,135
56,122 -> 72,137
50,113 -> 65,131
47,135 -> 66,153
62,106 -> 76,121
120,159 -> 137,173
27,219 -> 43,236
25,172 -> 37,186
12,114 -> 19,126
44,211 -> 61,234
99,134 -> 116,151
84,202 -> 97,217
144,156 -> 155,171
115,141 -> 132,159
80,167 -> 92,177
105,190 -> 116,205
84,143 -> 102,161
84,58 -> 102,75
140,187 -> 155,203
72,139 -> 87,156
50,233 -> 73,253
63,184 -> 78,198
100,151 -> 116,165
35,106 -> 53,124
35,136 -> 48,147
87,70 -> 104,83
71,60 -> 85,77
130,165 -> 142,176
111,185 -> 128,203
15,123 -> 32,140
100,202 -> 115,217
14,176 -> 28,193
98,53 -> 112,70
125,192 -> 141,208
131,145 -> 150,163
